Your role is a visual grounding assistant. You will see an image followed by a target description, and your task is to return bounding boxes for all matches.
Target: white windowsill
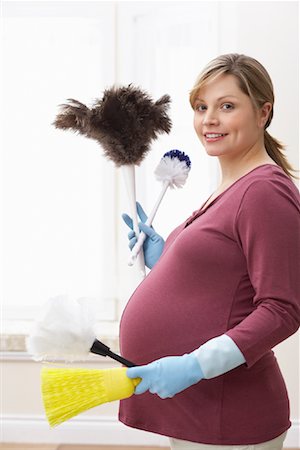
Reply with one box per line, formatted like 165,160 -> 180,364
1,319 -> 120,353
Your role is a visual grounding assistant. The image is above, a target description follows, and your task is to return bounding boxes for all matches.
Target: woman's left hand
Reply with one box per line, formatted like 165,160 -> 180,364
126,353 -> 204,399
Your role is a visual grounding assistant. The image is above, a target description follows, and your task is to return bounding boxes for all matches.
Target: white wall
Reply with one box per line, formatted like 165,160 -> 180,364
232,1 -> 298,172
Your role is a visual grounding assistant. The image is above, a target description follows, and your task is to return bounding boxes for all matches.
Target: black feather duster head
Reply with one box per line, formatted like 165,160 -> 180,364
53,85 -> 172,166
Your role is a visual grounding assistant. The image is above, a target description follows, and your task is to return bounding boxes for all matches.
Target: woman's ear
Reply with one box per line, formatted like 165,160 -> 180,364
259,102 -> 272,128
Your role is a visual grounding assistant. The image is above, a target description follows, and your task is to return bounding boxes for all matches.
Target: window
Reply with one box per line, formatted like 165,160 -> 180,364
2,2 -> 117,326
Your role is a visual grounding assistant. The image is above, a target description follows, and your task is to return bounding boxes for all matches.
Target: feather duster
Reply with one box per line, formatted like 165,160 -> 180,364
53,85 -> 172,166
53,85 -> 172,278
26,295 -> 135,366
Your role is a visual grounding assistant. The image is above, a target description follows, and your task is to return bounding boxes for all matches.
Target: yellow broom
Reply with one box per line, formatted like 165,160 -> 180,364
41,366 -> 140,427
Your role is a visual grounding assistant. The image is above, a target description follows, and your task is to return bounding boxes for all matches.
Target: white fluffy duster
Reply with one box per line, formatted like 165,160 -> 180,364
26,295 -> 96,362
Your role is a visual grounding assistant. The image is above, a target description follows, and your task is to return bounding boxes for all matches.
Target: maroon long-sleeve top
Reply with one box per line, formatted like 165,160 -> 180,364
119,164 -> 300,445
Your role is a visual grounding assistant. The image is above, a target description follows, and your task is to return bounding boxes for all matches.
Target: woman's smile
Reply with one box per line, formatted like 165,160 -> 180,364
204,133 -> 229,143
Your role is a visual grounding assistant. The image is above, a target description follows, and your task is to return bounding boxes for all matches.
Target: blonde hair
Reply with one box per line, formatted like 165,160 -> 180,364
189,53 -> 299,180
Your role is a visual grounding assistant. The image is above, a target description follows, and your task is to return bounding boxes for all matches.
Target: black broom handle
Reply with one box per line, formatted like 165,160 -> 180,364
106,349 -> 136,367
90,339 -> 136,367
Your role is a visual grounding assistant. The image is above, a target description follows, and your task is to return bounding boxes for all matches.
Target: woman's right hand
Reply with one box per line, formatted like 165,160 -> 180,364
122,202 -> 165,269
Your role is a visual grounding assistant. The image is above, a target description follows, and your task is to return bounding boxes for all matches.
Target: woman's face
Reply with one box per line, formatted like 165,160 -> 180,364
193,74 -> 270,159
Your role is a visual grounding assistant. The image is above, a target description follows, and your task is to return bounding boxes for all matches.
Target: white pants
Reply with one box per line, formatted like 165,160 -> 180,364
169,431 -> 287,450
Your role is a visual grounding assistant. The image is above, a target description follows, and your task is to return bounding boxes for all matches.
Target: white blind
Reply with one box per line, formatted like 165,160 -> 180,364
2,2 -> 117,320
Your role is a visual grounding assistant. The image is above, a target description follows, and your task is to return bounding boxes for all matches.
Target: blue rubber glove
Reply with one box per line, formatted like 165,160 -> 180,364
126,353 -> 204,399
127,335 -> 245,399
122,202 -> 165,269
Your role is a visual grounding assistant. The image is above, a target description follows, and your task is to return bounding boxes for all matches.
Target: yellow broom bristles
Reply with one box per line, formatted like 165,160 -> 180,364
41,367 -> 140,427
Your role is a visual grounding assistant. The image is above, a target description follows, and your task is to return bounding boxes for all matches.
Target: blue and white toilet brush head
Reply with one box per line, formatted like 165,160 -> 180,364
154,149 -> 191,188
128,149 -> 191,266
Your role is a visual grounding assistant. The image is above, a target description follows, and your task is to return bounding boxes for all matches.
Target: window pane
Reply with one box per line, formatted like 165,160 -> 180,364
2,2 -> 117,320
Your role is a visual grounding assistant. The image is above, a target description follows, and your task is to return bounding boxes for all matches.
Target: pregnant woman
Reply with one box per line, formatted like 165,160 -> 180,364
119,53 -> 300,450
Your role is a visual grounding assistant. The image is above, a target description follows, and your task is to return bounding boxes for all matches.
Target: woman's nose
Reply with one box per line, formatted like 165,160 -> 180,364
202,110 -> 219,126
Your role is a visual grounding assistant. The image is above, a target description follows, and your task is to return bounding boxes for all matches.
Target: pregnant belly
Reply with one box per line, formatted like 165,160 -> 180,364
119,266 -> 224,366
119,227 -> 246,366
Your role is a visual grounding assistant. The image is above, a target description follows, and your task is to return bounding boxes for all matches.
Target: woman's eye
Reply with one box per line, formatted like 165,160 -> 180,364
222,103 -> 234,110
196,104 -> 207,112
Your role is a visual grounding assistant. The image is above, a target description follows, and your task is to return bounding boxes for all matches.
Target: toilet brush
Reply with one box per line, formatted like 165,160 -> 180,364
128,149 -> 191,265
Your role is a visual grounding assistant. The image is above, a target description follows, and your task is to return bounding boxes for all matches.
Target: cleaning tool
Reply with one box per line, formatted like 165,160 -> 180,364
128,149 -> 191,266
27,297 -> 139,426
26,295 -> 135,366
53,85 -> 172,278
42,366 -> 140,427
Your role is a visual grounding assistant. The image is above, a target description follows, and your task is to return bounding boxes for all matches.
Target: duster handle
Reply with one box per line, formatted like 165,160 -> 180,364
90,339 -> 136,367
121,165 -> 146,278
128,180 -> 169,266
